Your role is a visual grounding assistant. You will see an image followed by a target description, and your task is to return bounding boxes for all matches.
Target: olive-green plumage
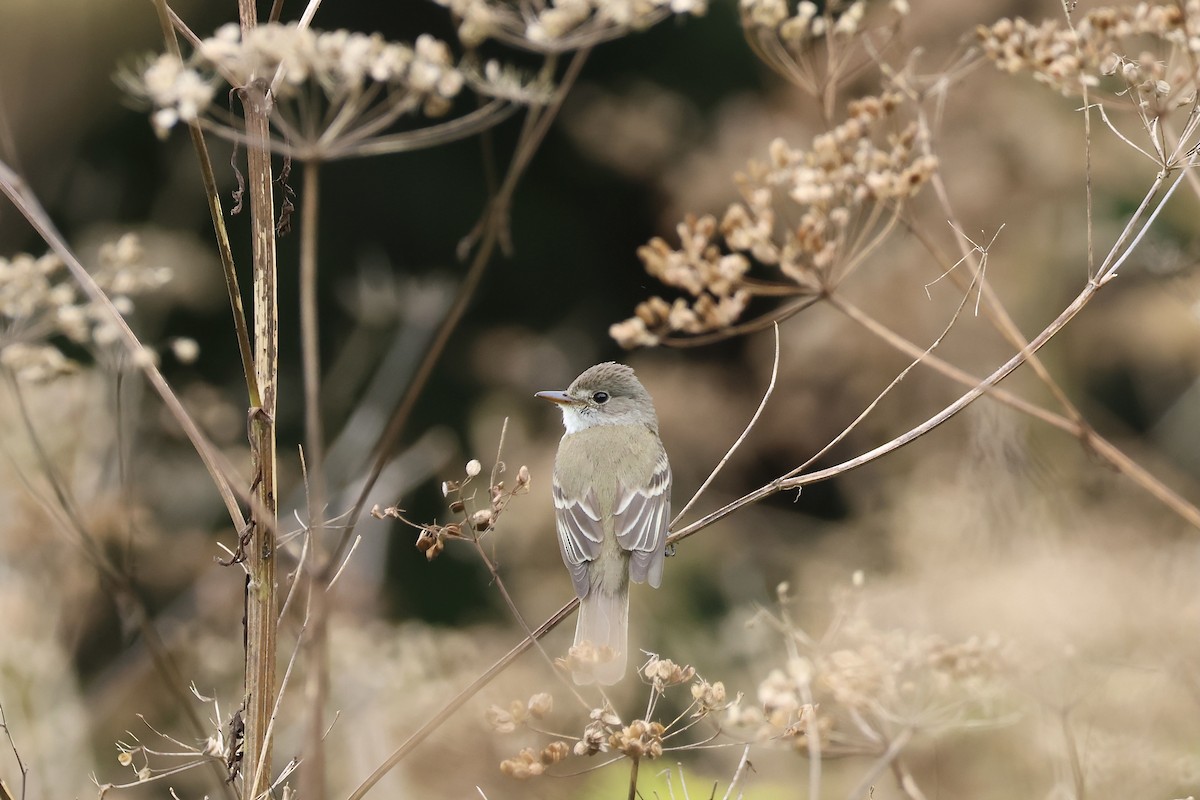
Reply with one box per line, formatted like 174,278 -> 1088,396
537,363 -> 672,685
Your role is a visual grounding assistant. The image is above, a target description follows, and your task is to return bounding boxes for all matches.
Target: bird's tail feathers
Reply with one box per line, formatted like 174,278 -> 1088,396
573,589 -> 629,685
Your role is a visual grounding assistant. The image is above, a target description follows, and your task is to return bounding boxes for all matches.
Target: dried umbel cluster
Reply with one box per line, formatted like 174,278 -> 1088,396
741,0 -> 866,41
372,458 -> 531,560
434,0 -> 707,52
498,740 -> 570,779
740,0 -> 909,93
490,656 -> 737,779
487,692 -> 555,735
977,2 -> 1200,115
0,234 -> 175,381
554,639 -> 620,681
127,23 -> 467,142
729,583 -> 1013,755
612,91 -> 937,348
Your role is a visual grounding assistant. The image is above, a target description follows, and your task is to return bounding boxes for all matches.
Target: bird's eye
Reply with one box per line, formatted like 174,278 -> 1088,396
591,391 -> 609,404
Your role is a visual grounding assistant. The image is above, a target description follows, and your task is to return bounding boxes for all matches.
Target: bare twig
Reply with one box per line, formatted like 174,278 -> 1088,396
784,263 -> 981,483
0,703 -> 28,800
828,293 -> 1200,529
297,156 -> 330,797
1061,709 -> 1087,800
149,0 -> 260,409
846,727 -> 914,800
469,540 -> 591,711
673,323 -> 780,526
890,759 -> 929,800
720,745 -> 753,800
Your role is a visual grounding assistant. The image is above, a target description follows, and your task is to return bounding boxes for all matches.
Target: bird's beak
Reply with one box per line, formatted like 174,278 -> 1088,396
535,390 -> 574,405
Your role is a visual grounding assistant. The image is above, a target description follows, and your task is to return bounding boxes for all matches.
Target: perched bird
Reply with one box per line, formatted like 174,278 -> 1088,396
536,362 -> 672,685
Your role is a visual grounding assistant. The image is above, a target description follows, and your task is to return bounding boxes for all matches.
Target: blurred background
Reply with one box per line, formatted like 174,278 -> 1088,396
1,0 -> 1199,798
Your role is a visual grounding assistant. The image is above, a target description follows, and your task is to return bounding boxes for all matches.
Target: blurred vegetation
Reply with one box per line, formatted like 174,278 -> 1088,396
1,0 -> 1199,799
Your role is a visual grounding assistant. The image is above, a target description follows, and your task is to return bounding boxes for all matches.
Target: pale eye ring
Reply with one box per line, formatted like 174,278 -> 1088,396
591,391 -> 609,404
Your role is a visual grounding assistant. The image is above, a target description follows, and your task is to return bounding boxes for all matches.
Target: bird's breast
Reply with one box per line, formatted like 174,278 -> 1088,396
555,424 -> 661,516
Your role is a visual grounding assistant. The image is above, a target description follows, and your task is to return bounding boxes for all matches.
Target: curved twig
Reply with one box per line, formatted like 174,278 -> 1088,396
673,323 -> 780,526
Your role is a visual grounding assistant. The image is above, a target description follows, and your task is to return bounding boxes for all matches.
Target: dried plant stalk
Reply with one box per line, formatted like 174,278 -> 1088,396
236,6 -> 281,800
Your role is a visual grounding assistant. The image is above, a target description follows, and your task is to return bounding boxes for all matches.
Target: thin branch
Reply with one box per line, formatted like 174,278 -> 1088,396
0,703 -> 28,800
665,253 -> 1156,549
784,262 -> 981,482
1067,11 -> 1097,280
720,745 -> 753,800
673,323 -> 779,526
191,100 -> 519,162
325,535 -> 362,591
297,152 -> 331,796
1061,708 -> 1087,800
149,0 -> 260,409
660,296 -> 821,348
890,759 -> 929,800
916,120 -> 1086,427
845,727 -> 914,800
828,293 -> 1200,529
469,540 -> 591,711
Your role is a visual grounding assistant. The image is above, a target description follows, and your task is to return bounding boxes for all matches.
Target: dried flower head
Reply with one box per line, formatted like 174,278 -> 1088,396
435,0 -> 707,53
573,718 -> 611,756
642,655 -> 696,689
592,703 -> 623,727
486,692 -> 554,734
740,0 -> 908,94
515,464 -> 532,491
461,58 -> 557,105
733,584 -> 1015,755
612,91 -> 935,347
414,527 -> 446,560
609,719 -> 665,759
498,746 -> 546,779
486,701 -> 522,734
112,691 -> 236,786
556,639 -> 620,682
572,702 -> 622,756
487,657 -> 741,781
527,692 -> 554,718
469,508 -> 494,531
977,3 -> 1200,125
690,678 -> 729,714
0,235 -> 172,381
122,23 -> 520,159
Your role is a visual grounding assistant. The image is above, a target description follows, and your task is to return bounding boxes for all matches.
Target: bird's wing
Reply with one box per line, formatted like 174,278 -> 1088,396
614,447 -> 672,588
553,482 -> 604,598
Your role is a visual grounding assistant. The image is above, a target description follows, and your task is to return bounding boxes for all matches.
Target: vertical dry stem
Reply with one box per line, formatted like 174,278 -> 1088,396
237,0 -> 280,791
299,158 -> 330,798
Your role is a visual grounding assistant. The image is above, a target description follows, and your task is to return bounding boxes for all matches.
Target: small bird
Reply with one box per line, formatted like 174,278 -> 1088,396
536,362 -> 672,685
